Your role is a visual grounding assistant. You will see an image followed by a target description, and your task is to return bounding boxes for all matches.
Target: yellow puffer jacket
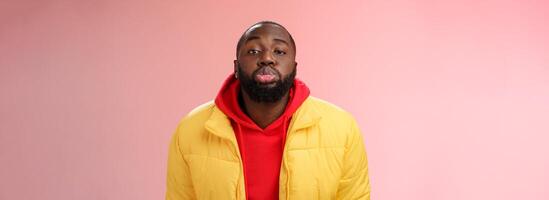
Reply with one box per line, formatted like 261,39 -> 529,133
166,97 -> 370,200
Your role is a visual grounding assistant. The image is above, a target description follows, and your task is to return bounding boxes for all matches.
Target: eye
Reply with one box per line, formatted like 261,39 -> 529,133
247,49 -> 260,55
274,49 -> 286,55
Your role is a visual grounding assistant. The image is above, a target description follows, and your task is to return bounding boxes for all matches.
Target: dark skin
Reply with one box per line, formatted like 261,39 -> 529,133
234,23 -> 297,129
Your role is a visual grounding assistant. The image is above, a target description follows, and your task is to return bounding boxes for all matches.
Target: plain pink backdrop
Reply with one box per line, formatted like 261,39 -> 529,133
1,0 -> 548,199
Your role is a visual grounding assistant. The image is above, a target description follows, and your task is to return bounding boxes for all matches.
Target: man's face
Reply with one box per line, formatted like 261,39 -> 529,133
235,23 -> 297,103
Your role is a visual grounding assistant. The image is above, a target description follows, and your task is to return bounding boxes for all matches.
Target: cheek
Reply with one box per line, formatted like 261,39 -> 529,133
237,61 -> 257,75
237,56 -> 253,64
239,57 -> 258,67
278,61 -> 296,73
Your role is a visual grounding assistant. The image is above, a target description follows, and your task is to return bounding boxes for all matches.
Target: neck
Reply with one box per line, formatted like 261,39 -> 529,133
239,90 -> 290,129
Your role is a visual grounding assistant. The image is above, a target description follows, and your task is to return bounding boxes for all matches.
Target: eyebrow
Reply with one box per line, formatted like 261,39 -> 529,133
245,36 -> 290,46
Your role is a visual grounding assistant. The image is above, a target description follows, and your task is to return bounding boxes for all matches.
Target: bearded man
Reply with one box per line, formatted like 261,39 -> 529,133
166,21 -> 370,200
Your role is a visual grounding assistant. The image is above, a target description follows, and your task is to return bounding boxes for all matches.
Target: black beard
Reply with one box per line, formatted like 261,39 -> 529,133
238,65 -> 296,103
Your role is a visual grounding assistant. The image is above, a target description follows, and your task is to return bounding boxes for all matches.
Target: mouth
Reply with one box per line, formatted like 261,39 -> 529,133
254,67 -> 280,84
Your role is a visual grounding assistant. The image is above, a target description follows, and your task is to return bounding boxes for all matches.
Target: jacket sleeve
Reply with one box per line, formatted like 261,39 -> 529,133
337,117 -> 371,199
166,128 -> 196,200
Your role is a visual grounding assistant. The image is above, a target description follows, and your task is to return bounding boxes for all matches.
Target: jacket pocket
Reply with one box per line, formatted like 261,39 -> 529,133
285,147 -> 344,200
184,155 -> 240,200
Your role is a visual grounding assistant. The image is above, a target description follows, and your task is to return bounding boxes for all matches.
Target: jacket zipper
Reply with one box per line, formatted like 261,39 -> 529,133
282,130 -> 297,200
233,140 -> 244,200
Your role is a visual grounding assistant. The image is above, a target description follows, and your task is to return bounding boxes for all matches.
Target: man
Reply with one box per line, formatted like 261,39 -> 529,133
166,21 -> 370,200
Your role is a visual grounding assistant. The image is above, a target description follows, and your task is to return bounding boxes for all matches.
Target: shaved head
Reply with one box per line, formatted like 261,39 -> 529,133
236,21 -> 296,58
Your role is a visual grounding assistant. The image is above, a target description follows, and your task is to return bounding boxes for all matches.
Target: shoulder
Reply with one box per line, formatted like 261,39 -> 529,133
173,101 -> 216,136
183,101 -> 216,120
296,96 -> 363,147
302,96 -> 356,123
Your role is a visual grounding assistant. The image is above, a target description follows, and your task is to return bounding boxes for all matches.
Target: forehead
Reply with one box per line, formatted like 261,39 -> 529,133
243,24 -> 291,43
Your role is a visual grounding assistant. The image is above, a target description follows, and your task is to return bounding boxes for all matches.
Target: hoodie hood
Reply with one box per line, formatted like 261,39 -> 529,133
214,73 -> 310,131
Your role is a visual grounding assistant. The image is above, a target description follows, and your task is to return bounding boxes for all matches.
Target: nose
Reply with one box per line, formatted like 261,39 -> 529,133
258,51 -> 275,66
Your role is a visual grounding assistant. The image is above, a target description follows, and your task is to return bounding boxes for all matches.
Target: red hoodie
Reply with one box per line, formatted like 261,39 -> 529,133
215,74 -> 310,200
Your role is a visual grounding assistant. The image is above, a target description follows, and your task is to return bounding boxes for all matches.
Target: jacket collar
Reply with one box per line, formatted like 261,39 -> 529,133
205,106 -> 236,141
288,97 -> 322,132
205,97 -> 322,140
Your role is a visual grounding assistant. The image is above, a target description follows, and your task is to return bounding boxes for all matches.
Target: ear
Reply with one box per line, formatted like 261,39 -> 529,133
233,60 -> 238,74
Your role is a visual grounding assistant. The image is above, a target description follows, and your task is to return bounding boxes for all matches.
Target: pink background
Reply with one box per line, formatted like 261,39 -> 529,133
1,0 -> 548,199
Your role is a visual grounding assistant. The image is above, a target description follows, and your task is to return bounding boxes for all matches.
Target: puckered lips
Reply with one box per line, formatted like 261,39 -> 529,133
254,67 -> 280,84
